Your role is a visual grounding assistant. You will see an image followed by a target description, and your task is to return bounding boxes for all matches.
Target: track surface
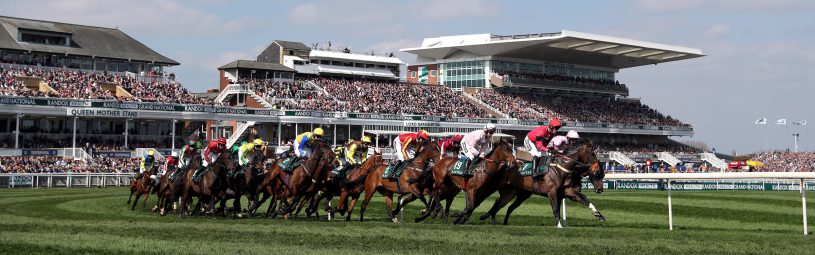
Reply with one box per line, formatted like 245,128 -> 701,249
1,188 -> 813,254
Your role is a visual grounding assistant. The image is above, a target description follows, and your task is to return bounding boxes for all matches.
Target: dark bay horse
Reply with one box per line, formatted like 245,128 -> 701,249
417,139 -> 515,224
222,146 -> 269,217
128,165 -> 158,211
177,153 -> 233,218
358,141 -> 440,223
155,164 -> 178,216
479,142 -> 604,227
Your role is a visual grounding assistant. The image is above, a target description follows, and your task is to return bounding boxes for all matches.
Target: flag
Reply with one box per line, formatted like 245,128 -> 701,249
755,118 -> 767,125
776,119 -> 787,125
794,120 -> 807,126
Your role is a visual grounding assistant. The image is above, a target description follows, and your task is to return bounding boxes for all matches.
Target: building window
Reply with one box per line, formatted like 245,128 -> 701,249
410,71 -> 417,78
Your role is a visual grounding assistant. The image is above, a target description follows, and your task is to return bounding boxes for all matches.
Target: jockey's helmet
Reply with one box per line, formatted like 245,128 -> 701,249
548,118 -> 562,129
217,137 -> 227,146
566,130 -> 580,139
417,130 -> 430,140
313,128 -> 325,137
361,136 -> 373,144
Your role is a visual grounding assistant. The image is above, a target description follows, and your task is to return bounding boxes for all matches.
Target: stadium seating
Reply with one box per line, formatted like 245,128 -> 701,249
750,152 -> 815,172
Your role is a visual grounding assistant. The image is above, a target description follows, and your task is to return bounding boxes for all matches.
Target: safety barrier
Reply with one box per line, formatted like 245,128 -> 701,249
0,173 -> 135,188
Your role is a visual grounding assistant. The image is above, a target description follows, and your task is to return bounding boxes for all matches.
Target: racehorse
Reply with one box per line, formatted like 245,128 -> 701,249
221,145 -> 269,217
417,139 -> 515,224
358,141 -> 440,223
478,141 -> 603,227
331,151 -> 383,221
274,140 -> 334,217
154,164 -> 179,216
127,165 -> 159,211
177,153 -> 233,218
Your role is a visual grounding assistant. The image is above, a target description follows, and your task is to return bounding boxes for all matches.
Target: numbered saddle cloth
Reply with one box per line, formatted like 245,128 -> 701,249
450,158 -> 471,177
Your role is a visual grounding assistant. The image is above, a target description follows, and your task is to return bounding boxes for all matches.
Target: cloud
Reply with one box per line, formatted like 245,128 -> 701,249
703,24 -> 730,38
286,0 -> 499,35
636,0 -> 815,12
0,0 -> 259,36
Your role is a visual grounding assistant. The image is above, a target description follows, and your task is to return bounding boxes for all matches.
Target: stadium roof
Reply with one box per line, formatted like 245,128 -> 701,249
0,16 -> 179,65
218,60 -> 295,72
273,40 -> 310,51
400,30 -> 704,69
310,50 -> 405,65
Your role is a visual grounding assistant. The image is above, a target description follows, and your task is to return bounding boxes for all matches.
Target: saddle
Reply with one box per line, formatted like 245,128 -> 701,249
278,157 -> 303,172
382,159 -> 412,179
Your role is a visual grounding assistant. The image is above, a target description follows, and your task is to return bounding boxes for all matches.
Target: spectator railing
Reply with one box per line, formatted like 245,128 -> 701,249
608,151 -> 637,166
63,148 -> 92,161
657,152 -> 682,167
0,172 -> 134,188
227,121 -> 256,148
505,76 -> 629,95
214,84 -> 252,103
701,152 -> 728,170
461,92 -> 510,118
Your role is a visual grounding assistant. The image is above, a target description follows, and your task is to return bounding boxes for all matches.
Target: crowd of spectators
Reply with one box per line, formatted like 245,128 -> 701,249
304,78 -> 490,118
0,64 -> 209,105
493,70 -> 627,92
472,89 -> 551,120
750,151 -> 815,172
0,156 -> 140,173
488,88 -> 687,126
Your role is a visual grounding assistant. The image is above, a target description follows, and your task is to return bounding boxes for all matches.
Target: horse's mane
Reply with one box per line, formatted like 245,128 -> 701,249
485,138 -> 510,157
566,138 -> 593,155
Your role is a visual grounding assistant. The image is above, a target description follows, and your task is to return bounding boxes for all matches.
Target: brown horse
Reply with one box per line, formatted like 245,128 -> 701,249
417,139 -> 515,224
274,140 -> 334,216
127,165 -> 159,211
332,151 -> 383,221
177,153 -> 233,218
478,142 -> 603,227
358,141 -> 440,222
221,146 -> 269,217
154,164 -> 178,216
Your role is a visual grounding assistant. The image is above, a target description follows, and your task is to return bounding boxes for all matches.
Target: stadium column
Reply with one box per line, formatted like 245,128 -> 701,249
171,119 -> 177,150
14,113 -> 21,149
277,122 -> 282,146
124,119 -> 129,149
72,116 -> 77,158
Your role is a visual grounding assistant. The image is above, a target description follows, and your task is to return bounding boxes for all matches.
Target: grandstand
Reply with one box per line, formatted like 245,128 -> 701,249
0,15 -> 774,173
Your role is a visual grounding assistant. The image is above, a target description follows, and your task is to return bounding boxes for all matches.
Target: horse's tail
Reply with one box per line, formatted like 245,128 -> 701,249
342,174 -> 369,186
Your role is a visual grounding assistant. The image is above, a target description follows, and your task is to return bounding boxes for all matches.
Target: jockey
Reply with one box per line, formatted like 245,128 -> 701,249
135,150 -> 156,181
294,127 -> 325,159
438,134 -> 463,159
547,130 -> 580,154
177,136 -> 199,171
345,136 -> 373,167
460,124 -> 496,171
164,151 -> 178,175
193,137 -> 227,182
202,137 -> 227,167
525,118 -> 562,176
393,130 -> 430,168
239,139 -> 265,167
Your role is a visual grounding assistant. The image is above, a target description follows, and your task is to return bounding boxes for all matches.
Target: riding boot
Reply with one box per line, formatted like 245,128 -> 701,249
134,172 -> 143,181
531,156 -> 539,176
391,160 -> 403,179
192,166 -> 206,183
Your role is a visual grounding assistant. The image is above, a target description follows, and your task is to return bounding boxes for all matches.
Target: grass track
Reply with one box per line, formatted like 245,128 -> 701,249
0,188 -> 814,254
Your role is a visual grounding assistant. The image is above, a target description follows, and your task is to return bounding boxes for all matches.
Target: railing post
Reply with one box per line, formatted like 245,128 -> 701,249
48,176 -> 52,188
667,179 -> 673,231
87,174 -> 90,187
561,198 -> 567,226
802,179 -> 808,236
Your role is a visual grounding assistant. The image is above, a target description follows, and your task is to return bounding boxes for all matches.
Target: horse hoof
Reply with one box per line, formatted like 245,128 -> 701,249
391,218 -> 400,223
599,216 -> 606,222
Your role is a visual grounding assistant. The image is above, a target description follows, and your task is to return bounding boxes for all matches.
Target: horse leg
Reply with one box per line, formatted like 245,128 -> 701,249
127,185 -> 135,204
549,191 -> 564,228
566,189 -> 606,222
413,195 -> 431,223
454,189 -> 476,224
178,187 -> 190,219
391,193 -> 413,216
141,190 -> 150,209
480,187 -> 517,225
503,191 -> 532,225
359,187 -> 377,222
383,192 -> 397,223
345,194 -> 360,221
131,190 -> 142,210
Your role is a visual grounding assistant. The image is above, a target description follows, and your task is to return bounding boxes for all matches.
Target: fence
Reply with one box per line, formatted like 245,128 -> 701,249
601,172 -> 815,235
0,173 -> 134,188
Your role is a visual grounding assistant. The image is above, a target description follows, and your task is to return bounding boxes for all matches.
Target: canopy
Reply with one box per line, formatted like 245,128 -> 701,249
746,161 -> 765,167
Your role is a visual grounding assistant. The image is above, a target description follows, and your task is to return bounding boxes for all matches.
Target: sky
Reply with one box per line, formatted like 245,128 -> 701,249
1,0 -> 814,155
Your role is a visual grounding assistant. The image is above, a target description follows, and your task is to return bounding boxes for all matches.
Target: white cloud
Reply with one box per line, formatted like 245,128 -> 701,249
0,0 -> 259,36
703,24 -> 730,38
636,0 -> 815,12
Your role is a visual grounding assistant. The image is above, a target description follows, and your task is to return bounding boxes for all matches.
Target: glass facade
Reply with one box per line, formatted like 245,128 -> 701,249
442,60 -> 486,89
490,60 -> 614,81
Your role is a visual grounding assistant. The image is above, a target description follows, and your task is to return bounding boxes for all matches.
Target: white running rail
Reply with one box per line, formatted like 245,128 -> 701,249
604,172 -> 815,235
0,173 -> 135,188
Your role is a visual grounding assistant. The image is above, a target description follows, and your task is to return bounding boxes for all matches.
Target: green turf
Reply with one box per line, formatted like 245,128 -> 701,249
1,188 -> 814,255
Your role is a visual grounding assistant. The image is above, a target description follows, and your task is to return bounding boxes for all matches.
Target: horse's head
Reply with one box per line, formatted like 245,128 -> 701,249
572,139 -> 603,193
214,151 -> 235,172
487,138 -> 516,167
